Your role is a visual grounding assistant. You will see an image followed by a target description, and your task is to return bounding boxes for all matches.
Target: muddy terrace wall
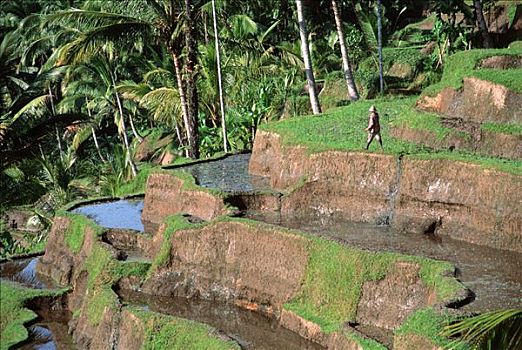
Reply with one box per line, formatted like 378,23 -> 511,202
390,124 -> 522,160
417,77 -> 522,124
249,130 -> 522,253
141,171 -> 232,233
36,194 -> 468,349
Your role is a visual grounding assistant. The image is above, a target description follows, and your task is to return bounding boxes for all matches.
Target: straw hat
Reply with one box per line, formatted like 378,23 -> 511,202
369,105 -> 377,112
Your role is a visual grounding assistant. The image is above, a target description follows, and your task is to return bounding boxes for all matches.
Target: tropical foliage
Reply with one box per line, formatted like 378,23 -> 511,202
0,0 -> 516,257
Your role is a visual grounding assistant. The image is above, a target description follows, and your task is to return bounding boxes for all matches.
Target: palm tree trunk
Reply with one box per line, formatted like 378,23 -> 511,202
184,0 -> 200,159
473,0 -> 494,48
174,124 -> 185,149
91,127 -> 106,163
111,74 -> 137,177
377,0 -> 384,94
171,52 -> 190,158
128,112 -> 144,143
86,98 -> 106,163
331,0 -> 359,101
48,86 -> 63,158
212,0 -> 228,153
295,0 -> 322,115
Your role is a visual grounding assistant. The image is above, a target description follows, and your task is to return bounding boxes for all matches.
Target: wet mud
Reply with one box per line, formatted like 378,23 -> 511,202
179,153 -> 272,193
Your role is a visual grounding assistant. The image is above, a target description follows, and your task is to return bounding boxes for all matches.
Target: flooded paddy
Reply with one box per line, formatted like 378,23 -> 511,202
71,199 -> 145,232
245,212 -> 522,312
0,258 -> 75,350
118,288 -> 325,350
0,258 -> 56,290
177,153 -> 271,193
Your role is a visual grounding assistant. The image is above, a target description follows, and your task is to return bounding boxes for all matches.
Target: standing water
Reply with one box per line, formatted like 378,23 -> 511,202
72,199 -> 145,232
118,288 -> 325,350
0,258 -> 75,349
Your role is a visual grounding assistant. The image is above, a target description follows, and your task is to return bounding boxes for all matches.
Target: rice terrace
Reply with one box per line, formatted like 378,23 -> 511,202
0,1 -> 521,349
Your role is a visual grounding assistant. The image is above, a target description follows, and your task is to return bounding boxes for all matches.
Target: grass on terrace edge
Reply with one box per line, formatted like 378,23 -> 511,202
260,97 -> 522,175
481,121 -> 522,136
0,282 -> 66,350
128,306 -> 241,350
422,48 -> 522,96
283,234 -> 464,335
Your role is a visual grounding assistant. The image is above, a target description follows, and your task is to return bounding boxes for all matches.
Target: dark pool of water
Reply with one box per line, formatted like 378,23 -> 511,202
179,153 -> 271,193
245,212 -> 522,313
118,289 -> 326,350
72,199 -> 145,232
16,320 -> 76,350
0,259 -> 76,350
0,258 -> 56,290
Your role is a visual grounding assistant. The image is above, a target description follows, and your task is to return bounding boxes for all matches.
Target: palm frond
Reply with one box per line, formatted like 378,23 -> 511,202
10,95 -> 49,125
117,82 -> 152,101
140,87 -> 180,127
443,309 -> 522,350
71,124 -> 93,150
56,22 -> 151,65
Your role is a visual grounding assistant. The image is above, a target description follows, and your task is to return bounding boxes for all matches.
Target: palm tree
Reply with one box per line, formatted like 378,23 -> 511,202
61,56 -> 138,176
473,0 -> 493,48
45,0 -> 201,158
211,0 -> 228,152
184,0 -> 200,158
295,0 -> 321,114
377,0 -> 384,93
331,0 -> 359,101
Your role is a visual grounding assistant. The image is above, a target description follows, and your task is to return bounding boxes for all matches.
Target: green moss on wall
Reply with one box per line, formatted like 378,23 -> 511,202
344,330 -> 388,350
481,121 -> 522,136
115,163 -> 157,197
396,308 -> 471,350
148,215 -> 208,276
471,68 -> 522,93
57,212 -> 103,253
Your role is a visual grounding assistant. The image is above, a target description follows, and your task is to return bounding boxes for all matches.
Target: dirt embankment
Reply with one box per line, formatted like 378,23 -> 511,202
250,130 -> 522,252
141,172 -> 230,232
143,221 -> 309,307
417,77 -> 522,124
390,124 -> 522,160
37,217 -> 123,350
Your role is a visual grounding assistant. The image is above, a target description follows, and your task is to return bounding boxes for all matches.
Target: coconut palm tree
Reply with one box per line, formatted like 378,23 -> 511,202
295,0 -> 321,115
211,0 -> 228,152
44,0 -> 201,158
473,0 -> 494,48
331,0 -> 359,101
60,56 -> 138,176
377,0 -> 384,93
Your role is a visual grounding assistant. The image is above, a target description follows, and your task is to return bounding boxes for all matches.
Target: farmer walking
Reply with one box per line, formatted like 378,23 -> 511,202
365,105 -> 383,150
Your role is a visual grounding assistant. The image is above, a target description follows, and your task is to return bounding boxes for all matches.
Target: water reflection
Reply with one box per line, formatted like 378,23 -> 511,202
0,258 -> 56,289
118,288 -> 326,350
72,199 -> 144,232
